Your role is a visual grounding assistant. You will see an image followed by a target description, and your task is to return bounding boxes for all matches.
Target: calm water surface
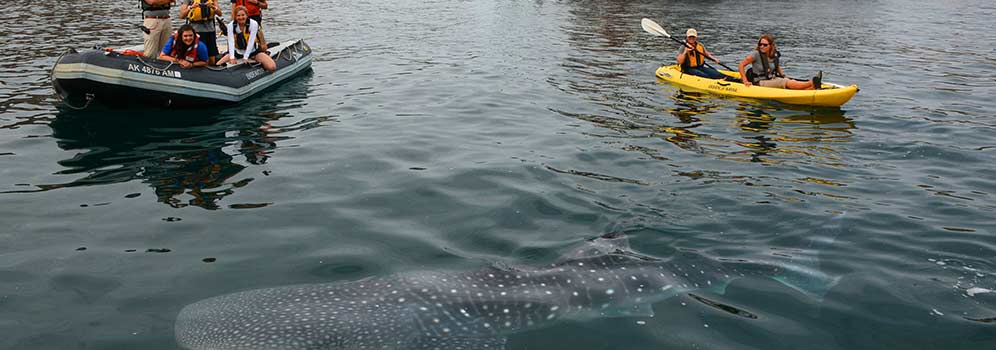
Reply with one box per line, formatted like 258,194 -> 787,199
2,0 -> 995,349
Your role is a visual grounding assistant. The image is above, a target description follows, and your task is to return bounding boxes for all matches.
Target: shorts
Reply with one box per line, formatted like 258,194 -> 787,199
197,31 -> 219,57
234,49 -> 266,60
250,15 -> 262,26
758,77 -> 789,88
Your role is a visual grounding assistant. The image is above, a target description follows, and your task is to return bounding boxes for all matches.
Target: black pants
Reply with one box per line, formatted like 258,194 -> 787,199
197,30 -> 219,58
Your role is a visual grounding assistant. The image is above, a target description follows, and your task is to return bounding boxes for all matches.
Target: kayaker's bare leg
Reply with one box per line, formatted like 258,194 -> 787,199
785,79 -> 815,90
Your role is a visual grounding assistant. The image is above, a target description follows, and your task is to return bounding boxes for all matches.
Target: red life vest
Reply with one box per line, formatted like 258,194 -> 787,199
170,32 -> 201,62
233,0 -> 263,17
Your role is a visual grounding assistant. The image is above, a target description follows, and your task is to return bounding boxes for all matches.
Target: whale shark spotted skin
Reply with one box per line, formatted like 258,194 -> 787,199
176,228 -> 841,350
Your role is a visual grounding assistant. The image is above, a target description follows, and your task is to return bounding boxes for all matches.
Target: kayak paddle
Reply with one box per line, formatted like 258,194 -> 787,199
640,18 -> 735,71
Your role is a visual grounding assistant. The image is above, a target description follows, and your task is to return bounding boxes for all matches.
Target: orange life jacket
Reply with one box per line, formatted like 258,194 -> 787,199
233,0 -> 263,17
681,42 -> 706,69
170,32 -> 202,62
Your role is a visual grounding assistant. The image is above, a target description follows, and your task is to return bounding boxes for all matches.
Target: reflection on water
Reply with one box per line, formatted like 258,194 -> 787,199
563,84 -> 858,168
4,72 -> 320,209
728,103 -> 855,165
41,111 -> 268,210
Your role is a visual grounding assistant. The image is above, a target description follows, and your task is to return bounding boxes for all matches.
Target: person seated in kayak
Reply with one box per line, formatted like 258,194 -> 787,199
738,34 -> 822,90
676,28 -> 726,80
158,24 -> 209,69
216,5 -> 276,72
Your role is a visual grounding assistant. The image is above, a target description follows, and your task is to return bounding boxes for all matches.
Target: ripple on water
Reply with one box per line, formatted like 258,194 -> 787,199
1,0 -> 996,349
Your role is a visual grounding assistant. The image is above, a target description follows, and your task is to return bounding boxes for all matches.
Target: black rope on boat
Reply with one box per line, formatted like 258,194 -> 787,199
50,48 -> 73,85
136,56 -> 175,72
272,41 -> 300,63
63,93 -> 95,110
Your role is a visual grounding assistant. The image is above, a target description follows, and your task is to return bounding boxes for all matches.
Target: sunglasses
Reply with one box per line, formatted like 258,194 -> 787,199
758,43 -> 770,47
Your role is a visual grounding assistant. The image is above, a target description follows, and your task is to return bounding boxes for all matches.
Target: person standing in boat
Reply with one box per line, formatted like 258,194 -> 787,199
738,34 -> 822,90
231,0 -> 267,26
676,28 -> 726,80
180,0 -> 223,65
158,24 -> 210,69
141,0 -> 173,59
217,6 -> 276,72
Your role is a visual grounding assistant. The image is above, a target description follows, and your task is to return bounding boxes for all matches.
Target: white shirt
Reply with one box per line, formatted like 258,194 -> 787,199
226,19 -> 260,60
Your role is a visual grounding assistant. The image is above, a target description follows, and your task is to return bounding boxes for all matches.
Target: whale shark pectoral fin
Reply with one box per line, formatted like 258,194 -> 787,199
410,335 -> 507,350
771,269 -> 841,301
769,211 -> 847,301
597,302 -> 656,318
706,280 -> 731,296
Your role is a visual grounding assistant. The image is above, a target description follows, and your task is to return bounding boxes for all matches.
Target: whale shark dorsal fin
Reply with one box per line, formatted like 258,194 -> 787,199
566,232 -> 632,260
410,335 -> 507,350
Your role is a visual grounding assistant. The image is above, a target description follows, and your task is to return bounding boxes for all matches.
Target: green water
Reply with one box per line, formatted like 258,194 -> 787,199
1,0 -> 994,349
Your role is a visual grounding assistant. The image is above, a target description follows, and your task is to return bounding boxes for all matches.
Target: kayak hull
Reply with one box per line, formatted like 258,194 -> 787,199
654,65 -> 858,107
51,39 -> 314,108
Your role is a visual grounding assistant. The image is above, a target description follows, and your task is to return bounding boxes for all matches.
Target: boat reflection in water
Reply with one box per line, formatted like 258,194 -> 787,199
39,73 -> 316,209
732,103 -> 855,165
660,89 -> 856,166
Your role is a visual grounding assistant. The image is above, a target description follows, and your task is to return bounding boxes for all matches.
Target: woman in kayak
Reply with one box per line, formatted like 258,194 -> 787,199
158,24 -> 209,69
217,5 -> 276,72
738,34 -> 821,90
676,28 -> 726,80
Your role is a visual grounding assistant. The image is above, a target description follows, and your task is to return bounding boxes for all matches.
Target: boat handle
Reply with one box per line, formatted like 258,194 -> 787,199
717,82 -> 730,86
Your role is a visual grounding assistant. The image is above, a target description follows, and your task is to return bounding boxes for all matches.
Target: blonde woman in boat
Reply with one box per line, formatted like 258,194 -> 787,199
217,6 -> 276,72
738,34 -> 821,90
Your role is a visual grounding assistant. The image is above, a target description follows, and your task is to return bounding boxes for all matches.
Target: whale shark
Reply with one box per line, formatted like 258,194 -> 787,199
175,216 -> 844,350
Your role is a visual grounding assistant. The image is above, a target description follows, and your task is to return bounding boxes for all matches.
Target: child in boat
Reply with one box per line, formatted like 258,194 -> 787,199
158,24 -> 209,69
217,5 -> 276,72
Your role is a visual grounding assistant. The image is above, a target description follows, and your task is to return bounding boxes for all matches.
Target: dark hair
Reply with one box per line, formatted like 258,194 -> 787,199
172,24 -> 198,58
757,34 -> 776,57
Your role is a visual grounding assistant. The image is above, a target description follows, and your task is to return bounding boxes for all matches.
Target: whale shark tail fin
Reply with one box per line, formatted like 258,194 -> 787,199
772,211 -> 847,300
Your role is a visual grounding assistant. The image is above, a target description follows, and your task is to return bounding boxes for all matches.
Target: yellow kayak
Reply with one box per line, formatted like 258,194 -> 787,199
655,65 -> 858,107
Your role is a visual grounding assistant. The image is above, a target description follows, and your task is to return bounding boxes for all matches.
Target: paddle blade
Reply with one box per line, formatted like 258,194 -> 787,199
640,18 -> 670,37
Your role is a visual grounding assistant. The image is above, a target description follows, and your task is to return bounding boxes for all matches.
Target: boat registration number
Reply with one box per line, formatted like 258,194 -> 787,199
127,63 -> 182,78
245,68 -> 266,81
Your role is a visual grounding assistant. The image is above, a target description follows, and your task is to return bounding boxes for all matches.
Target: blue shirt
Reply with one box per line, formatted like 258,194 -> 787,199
161,39 -> 210,62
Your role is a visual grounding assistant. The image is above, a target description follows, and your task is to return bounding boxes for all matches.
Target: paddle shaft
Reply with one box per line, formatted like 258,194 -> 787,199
669,35 -> 735,71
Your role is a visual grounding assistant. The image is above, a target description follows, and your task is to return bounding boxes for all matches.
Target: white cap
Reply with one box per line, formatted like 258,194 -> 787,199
686,28 -> 698,37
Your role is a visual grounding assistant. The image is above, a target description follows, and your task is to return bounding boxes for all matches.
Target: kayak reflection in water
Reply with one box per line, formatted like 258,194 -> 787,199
738,34 -> 822,90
